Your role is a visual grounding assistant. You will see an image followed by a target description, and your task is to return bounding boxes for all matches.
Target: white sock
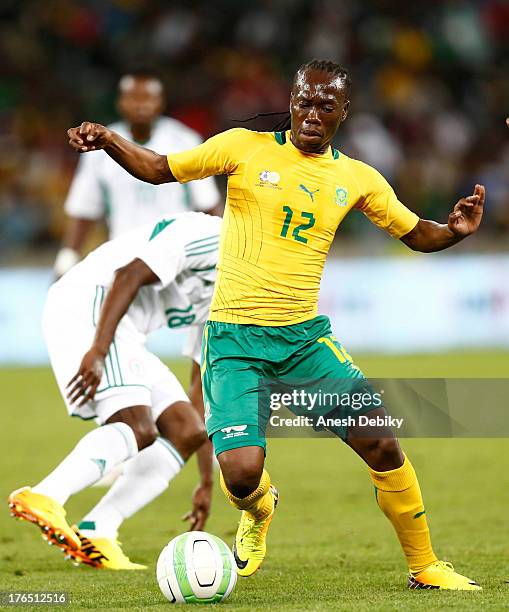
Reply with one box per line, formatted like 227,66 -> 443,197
32,423 -> 138,506
79,437 -> 184,539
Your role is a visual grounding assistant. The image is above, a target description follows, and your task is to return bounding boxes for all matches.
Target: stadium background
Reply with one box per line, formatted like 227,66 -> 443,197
1,1 -> 508,610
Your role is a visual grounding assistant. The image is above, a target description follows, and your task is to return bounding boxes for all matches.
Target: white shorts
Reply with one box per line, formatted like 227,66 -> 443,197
43,283 -> 189,424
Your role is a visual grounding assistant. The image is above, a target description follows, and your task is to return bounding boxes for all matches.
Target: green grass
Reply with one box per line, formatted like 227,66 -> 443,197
1,352 -> 508,610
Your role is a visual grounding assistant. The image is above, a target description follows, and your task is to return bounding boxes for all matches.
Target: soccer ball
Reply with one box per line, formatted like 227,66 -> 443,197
156,531 -> 237,604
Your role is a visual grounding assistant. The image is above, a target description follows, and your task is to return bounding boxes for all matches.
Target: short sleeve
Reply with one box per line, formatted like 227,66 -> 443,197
64,151 -> 105,219
136,220 -> 186,288
355,163 -> 419,239
167,128 -> 246,183
182,325 -> 204,364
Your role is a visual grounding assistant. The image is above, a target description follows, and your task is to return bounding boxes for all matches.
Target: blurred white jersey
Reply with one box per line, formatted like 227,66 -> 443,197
60,212 -> 221,342
64,118 -> 220,238
45,212 -> 221,421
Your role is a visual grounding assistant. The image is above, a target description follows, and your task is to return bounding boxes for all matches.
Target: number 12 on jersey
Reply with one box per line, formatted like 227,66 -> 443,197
280,206 -> 315,244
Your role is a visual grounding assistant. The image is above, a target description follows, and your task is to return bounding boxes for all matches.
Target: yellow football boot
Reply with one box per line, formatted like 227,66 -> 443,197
232,485 -> 278,577
8,487 -> 80,551
408,560 -> 481,590
67,528 -> 147,570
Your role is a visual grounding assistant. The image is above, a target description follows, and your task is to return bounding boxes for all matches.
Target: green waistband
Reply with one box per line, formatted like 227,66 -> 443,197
206,314 -> 329,332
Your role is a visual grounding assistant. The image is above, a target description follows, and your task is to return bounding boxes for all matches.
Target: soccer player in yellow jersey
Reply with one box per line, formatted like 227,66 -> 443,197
67,60 -> 484,591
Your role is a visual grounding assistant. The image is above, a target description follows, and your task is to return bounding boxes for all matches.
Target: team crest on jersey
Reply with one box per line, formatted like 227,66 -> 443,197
257,170 -> 282,190
335,186 -> 348,207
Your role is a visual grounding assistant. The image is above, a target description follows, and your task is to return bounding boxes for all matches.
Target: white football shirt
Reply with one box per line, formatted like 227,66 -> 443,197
64,117 -> 220,238
59,212 -> 221,361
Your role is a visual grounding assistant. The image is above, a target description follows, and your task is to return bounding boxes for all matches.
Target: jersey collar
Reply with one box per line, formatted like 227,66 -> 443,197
274,130 -> 340,159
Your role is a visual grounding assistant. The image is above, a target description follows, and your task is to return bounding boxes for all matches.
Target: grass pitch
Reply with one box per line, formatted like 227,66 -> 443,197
1,351 -> 508,610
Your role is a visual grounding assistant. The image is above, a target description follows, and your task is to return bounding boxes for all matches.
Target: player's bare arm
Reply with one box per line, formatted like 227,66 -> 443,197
400,184 -> 485,253
182,361 -> 213,531
66,258 -> 158,406
67,122 -> 175,185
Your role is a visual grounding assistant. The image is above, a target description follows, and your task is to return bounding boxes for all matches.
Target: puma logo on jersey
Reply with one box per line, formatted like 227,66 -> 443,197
299,184 -> 320,202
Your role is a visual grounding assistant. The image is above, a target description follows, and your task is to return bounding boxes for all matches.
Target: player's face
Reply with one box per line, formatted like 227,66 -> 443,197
117,76 -> 164,127
290,69 -> 349,154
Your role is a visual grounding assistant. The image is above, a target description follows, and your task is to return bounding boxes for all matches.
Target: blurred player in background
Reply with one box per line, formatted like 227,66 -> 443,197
53,68 -> 221,278
66,60 -> 484,591
9,212 -> 220,569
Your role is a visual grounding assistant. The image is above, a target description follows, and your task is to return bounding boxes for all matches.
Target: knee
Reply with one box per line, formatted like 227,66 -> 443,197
365,438 -> 403,471
182,424 -> 208,458
131,420 -> 158,450
156,403 -> 208,459
220,455 -> 264,498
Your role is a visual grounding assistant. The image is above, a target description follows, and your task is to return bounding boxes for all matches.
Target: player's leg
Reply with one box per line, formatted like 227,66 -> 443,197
8,286 -> 145,551
284,317 -> 432,574
156,399 -> 208,459
8,285 -> 156,555
73,359 -> 207,569
33,404 -> 153,503
8,404 -> 152,554
203,321 -> 278,577
60,404 -> 163,570
346,418 -> 437,573
284,316 -> 480,590
216,445 -> 278,577
78,401 -> 206,543
347,418 -> 480,590
218,446 -> 264,498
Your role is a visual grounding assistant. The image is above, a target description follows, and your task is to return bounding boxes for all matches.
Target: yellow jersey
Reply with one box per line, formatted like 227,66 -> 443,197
167,128 -> 418,326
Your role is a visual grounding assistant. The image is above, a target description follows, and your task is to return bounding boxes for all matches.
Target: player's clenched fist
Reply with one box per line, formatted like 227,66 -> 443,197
67,121 -> 112,152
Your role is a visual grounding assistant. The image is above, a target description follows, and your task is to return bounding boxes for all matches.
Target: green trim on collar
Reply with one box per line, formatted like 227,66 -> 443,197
274,131 -> 287,145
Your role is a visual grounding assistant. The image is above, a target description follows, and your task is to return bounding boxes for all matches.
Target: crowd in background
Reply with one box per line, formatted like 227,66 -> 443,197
1,0 -> 508,255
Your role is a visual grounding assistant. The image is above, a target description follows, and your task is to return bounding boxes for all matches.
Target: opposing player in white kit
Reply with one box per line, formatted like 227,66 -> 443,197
9,212 -> 221,569
54,67 -> 220,277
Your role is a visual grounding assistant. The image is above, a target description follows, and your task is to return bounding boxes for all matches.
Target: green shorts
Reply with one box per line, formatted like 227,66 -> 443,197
202,315 -> 378,456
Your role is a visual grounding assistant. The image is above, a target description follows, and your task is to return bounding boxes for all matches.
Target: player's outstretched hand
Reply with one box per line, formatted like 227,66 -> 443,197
68,122 -> 112,152
66,346 -> 105,406
448,184 -> 485,237
182,483 -> 212,531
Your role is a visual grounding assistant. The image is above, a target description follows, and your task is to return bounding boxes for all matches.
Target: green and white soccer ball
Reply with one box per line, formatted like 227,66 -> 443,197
157,531 -> 237,604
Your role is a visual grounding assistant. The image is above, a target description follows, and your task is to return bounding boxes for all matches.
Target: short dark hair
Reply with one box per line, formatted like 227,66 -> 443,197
294,59 -> 351,96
